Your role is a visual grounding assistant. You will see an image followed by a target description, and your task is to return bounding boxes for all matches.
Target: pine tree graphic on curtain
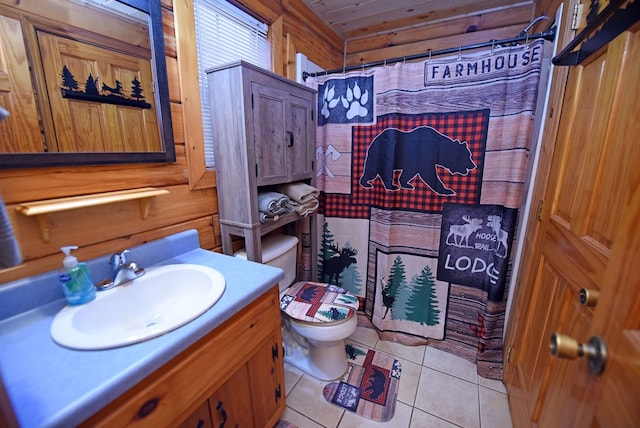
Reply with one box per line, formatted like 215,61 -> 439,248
381,256 -> 406,319
382,256 -> 440,326
406,266 -> 441,326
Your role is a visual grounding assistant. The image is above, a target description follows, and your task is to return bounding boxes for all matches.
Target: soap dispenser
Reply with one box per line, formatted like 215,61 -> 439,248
59,246 -> 96,305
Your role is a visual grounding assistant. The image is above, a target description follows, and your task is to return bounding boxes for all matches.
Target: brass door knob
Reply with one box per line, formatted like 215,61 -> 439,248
550,332 -> 607,374
579,288 -> 599,306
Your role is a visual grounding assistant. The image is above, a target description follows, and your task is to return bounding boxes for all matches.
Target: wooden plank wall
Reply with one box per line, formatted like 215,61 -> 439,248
344,4 -> 536,66
0,0 -> 537,285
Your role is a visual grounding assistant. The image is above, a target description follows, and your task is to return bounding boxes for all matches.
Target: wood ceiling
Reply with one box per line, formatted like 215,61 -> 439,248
300,0 -> 534,41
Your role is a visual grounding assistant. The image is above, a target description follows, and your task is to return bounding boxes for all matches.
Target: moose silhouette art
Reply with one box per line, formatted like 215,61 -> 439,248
446,215 -> 483,248
324,244 -> 358,286
486,215 -> 509,258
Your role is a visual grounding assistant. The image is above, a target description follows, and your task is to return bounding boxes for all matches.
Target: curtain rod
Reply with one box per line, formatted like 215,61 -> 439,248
302,27 -> 557,80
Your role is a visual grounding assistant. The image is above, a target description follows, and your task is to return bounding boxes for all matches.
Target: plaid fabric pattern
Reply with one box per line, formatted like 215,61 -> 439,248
358,350 -> 391,405
321,110 -> 489,218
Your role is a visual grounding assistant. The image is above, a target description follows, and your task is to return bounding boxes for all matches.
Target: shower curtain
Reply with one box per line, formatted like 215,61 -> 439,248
306,40 -> 544,380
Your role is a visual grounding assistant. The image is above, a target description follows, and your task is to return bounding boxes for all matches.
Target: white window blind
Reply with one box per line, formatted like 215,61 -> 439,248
194,0 -> 270,167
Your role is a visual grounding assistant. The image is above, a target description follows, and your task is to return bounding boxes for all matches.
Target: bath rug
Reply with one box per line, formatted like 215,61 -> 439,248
322,343 -> 401,422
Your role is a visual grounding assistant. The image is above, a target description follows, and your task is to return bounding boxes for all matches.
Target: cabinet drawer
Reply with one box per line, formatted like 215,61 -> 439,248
82,287 -> 281,427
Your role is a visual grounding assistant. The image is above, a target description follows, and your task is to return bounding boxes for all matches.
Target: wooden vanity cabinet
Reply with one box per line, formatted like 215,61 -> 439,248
206,61 -> 317,266
82,287 -> 285,428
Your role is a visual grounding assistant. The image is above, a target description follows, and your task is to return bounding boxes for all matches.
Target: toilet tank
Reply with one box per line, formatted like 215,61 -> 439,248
234,234 -> 299,291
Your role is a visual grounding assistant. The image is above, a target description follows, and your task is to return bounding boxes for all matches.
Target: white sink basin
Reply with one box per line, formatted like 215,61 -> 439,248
50,264 -> 225,350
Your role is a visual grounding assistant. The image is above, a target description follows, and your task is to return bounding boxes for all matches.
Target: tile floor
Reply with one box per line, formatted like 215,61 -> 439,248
280,325 -> 513,428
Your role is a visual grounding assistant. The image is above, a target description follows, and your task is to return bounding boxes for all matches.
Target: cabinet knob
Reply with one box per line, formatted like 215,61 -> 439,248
549,332 -> 607,374
579,288 -> 599,306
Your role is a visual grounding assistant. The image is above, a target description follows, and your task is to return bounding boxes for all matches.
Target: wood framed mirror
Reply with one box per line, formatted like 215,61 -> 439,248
0,0 -> 175,168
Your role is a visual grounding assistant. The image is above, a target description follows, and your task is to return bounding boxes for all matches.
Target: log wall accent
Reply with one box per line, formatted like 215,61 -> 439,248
344,5 -> 535,66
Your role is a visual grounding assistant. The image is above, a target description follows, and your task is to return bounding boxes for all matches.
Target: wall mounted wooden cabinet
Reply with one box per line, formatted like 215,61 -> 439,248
207,61 -> 317,264
252,82 -> 315,186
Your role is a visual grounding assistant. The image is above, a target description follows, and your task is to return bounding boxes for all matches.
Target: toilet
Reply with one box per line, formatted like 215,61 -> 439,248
235,234 -> 359,381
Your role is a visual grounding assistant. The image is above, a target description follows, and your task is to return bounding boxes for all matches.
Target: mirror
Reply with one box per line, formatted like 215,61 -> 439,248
0,0 -> 175,168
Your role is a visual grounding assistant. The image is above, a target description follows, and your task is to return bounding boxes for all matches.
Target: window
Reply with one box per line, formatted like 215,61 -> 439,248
194,0 -> 270,167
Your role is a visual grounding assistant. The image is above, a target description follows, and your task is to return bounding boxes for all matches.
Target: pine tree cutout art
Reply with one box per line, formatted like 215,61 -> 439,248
131,77 -> 145,100
85,74 -> 99,95
59,65 -> 151,109
61,65 -> 79,91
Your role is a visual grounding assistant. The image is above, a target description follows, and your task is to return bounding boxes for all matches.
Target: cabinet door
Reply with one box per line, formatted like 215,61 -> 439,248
37,30 -> 161,152
0,15 -> 43,153
252,83 -> 288,185
287,94 -> 314,182
178,401 -> 212,428
247,334 -> 285,427
209,364 -> 254,427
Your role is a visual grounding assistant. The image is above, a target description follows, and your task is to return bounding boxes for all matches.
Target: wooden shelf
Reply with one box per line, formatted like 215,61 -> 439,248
15,187 -> 169,242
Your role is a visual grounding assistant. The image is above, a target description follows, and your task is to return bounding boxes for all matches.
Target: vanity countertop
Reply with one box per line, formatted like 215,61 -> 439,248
0,230 -> 284,428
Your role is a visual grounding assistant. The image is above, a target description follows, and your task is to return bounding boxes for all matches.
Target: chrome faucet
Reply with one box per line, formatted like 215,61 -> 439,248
97,249 -> 145,291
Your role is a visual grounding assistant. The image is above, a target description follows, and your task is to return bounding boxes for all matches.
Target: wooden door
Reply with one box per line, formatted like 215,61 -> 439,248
506,19 -> 640,428
287,93 -> 314,181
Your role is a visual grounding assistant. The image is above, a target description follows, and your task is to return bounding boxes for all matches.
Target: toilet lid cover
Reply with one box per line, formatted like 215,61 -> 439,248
280,281 -> 359,323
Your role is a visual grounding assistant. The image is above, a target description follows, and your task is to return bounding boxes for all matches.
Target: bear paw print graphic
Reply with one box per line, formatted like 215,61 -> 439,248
320,81 -> 369,120
341,82 -> 369,119
321,84 -> 340,119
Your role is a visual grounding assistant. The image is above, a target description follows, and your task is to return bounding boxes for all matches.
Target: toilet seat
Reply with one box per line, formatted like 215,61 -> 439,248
280,281 -> 359,325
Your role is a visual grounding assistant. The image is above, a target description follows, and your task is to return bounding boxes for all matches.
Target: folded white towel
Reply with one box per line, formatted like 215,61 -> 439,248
258,191 -> 292,215
275,183 -> 320,204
